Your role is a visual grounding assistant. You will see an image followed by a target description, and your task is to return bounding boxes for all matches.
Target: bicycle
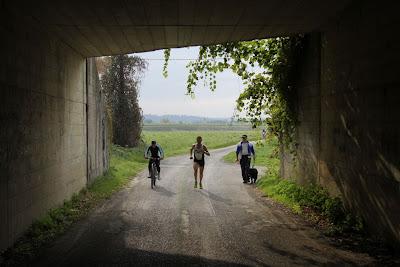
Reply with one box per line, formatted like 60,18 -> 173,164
148,157 -> 160,189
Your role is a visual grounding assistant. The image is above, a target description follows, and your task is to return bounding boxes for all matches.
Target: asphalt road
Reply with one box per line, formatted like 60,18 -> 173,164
34,146 -> 373,266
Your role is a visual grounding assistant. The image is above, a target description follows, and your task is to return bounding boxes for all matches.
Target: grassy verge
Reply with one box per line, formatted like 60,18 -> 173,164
2,145 -> 147,264
225,136 -> 400,262
2,130 -> 259,264
224,135 -> 364,234
258,175 -> 365,234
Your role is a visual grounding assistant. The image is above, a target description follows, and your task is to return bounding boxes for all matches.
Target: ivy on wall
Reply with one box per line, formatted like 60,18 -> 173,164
163,36 -> 304,149
162,48 -> 171,78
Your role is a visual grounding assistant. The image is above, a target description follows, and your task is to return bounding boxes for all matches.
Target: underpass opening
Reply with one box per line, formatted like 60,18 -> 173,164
1,0 -> 399,256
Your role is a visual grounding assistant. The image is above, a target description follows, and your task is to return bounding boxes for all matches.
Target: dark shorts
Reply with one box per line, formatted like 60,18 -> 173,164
148,158 -> 160,171
193,159 -> 205,167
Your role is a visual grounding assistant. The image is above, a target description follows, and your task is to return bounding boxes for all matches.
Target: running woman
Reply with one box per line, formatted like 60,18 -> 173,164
190,136 -> 210,189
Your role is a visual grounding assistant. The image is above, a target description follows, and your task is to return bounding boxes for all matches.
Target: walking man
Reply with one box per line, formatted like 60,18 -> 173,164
236,135 -> 256,183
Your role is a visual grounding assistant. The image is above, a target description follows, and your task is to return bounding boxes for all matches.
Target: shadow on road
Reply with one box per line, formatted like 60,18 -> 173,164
198,190 -> 232,205
154,185 -> 176,198
34,247 -> 252,266
261,242 -> 354,266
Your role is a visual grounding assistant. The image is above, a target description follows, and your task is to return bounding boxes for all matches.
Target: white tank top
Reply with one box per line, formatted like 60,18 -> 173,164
194,144 -> 204,160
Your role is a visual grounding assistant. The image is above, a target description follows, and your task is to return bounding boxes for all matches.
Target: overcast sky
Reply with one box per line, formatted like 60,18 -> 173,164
134,47 -> 245,118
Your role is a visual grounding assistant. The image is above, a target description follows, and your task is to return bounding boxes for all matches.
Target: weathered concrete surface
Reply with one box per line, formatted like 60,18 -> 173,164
86,58 -> 109,183
319,0 -> 400,246
0,10 -> 108,250
1,0 -> 399,252
280,33 -> 321,185
0,9 -> 87,250
33,147 -> 373,266
4,0 -> 352,56
281,1 -> 400,246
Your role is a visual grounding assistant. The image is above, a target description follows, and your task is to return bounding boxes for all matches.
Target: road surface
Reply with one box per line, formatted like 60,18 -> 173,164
34,146 -> 373,266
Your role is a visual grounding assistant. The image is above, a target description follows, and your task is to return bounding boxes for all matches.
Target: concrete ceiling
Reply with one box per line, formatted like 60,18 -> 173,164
7,0 -> 352,57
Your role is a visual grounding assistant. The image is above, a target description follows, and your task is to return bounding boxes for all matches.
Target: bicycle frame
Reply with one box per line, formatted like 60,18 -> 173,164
150,158 -> 159,189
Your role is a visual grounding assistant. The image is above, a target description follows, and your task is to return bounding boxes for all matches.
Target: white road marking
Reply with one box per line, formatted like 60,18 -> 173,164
203,181 -> 217,217
181,209 -> 190,235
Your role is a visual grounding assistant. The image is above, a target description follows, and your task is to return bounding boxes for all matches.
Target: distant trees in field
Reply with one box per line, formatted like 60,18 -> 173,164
97,55 -> 147,147
160,118 -> 171,124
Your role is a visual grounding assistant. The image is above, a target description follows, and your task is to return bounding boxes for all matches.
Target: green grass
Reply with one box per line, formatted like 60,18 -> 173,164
142,130 -> 259,157
257,174 -> 303,214
4,130 -> 368,264
143,123 -> 251,131
89,146 -> 147,198
228,135 -> 365,234
2,145 -> 147,264
258,174 -> 364,234
3,130 -> 260,264
223,136 -> 301,212
144,130 -> 366,237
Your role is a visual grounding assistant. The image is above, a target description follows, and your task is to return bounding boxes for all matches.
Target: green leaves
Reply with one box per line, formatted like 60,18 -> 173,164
162,48 -> 171,78
162,37 -> 304,149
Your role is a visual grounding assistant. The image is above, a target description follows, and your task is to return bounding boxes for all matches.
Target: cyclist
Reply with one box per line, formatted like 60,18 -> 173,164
190,136 -> 210,189
144,140 -> 164,179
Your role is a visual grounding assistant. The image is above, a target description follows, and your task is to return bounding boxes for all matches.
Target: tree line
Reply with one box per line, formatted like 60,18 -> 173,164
97,55 -> 147,147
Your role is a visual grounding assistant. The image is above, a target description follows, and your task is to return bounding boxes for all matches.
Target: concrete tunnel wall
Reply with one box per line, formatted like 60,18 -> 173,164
281,1 -> 400,246
0,10 -> 108,250
1,0 -> 399,251
87,58 -> 109,184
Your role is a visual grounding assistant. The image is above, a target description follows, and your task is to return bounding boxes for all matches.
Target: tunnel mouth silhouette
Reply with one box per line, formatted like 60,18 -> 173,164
1,0 -> 399,259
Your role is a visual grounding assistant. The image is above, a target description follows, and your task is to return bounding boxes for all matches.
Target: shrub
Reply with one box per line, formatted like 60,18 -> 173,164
258,175 -> 365,234
323,197 -> 345,224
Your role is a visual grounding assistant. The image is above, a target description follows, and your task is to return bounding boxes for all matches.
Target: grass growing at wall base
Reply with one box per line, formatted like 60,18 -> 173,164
2,130 -> 258,264
257,175 -> 365,234
224,136 -> 365,235
1,145 -> 147,264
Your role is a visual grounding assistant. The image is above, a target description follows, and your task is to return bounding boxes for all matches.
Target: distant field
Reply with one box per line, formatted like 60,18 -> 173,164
142,124 -> 252,132
142,130 -> 259,157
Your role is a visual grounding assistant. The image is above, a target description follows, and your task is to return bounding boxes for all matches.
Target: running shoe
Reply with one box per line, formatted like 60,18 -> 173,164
199,183 -> 203,189
194,182 -> 198,188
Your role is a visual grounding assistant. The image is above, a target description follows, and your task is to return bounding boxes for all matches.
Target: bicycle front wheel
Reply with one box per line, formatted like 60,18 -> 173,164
151,163 -> 157,189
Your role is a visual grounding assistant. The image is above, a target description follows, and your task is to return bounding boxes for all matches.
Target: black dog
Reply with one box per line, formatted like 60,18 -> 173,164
248,168 -> 258,184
